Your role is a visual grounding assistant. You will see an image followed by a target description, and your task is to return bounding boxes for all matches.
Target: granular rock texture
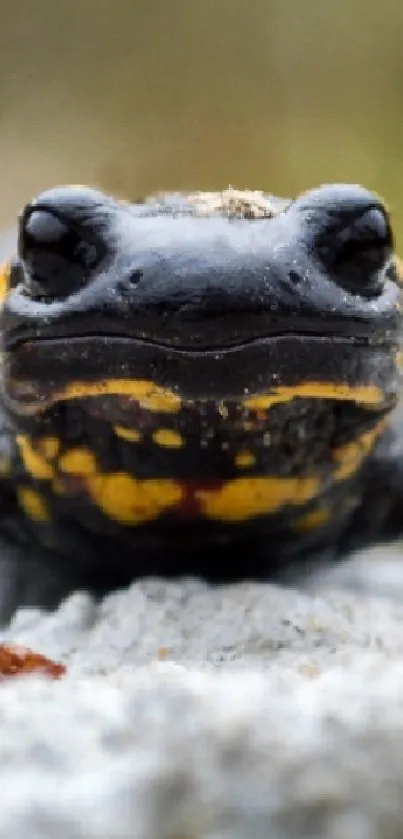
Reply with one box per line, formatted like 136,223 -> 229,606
0,549 -> 403,837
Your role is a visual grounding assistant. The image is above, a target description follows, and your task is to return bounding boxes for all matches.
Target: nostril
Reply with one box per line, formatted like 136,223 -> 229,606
128,270 -> 143,287
114,270 -> 144,303
288,270 -> 302,285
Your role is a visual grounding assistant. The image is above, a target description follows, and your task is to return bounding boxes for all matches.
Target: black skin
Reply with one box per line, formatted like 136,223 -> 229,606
0,183 -> 401,622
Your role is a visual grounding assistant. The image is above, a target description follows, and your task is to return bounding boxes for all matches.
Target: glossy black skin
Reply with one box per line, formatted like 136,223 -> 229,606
0,183 -> 402,622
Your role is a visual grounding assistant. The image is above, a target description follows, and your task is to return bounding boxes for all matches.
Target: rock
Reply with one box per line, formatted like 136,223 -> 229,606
0,550 -> 402,836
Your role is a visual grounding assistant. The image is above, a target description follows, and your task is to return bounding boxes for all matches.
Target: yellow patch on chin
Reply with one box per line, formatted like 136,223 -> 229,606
17,487 -> 50,521
15,415 -> 386,528
54,443 -> 182,523
234,450 -> 256,468
333,421 -> 385,481
244,382 -> 386,411
295,506 -> 331,533
36,437 -> 61,460
49,379 -> 181,413
16,435 -> 55,480
114,426 -> 142,442
84,472 -> 182,524
58,448 -> 98,475
195,475 -> 321,521
152,429 -> 184,448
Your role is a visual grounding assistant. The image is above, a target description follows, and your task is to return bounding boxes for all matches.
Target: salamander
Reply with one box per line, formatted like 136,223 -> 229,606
0,183 -> 401,619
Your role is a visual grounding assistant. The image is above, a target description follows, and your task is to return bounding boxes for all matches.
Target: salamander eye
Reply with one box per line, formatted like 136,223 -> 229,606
317,206 -> 392,295
18,207 -> 102,299
299,186 -> 394,297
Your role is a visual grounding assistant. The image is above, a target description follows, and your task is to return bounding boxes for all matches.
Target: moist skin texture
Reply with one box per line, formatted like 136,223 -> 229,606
0,182 -> 402,620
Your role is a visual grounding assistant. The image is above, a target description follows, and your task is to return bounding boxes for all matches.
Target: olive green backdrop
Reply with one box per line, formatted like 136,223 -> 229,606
0,0 -> 402,243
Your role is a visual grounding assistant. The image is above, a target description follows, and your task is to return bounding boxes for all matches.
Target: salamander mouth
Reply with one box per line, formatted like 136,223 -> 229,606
3,331 -> 400,416
3,329 -> 390,354
3,314 -> 396,355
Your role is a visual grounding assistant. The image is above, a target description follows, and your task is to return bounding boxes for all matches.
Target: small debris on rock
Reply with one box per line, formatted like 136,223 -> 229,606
0,644 -> 66,680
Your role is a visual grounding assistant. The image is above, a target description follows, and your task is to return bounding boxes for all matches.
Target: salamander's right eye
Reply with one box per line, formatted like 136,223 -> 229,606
297,185 -> 394,298
18,207 -> 102,299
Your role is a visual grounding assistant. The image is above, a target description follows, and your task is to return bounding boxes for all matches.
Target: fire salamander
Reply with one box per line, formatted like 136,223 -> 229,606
0,183 -> 401,619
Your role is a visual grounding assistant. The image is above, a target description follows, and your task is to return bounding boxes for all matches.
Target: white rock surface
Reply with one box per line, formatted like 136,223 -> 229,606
0,549 -> 402,837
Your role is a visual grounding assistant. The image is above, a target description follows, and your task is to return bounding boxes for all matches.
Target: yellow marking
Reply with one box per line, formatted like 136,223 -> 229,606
295,506 -> 331,533
84,472 -> 182,524
58,448 -> 98,475
114,426 -> 142,442
152,428 -> 184,448
195,475 -> 321,521
244,382 -> 386,411
0,260 -> 10,304
44,379 -> 181,413
53,444 -> 183,523
18,487 -> 50,522
234,450 -> 256,468
12,375 -> 389,420
396,351 -> 403,370
333,421 -> 385,481
14,417 -> 387,527
16,435 -> 55,480
138,391 -> 181,412
37,437 -> 60,460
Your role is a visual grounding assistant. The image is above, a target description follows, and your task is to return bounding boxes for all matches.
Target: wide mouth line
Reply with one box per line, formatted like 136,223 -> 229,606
5,330 -> 390,355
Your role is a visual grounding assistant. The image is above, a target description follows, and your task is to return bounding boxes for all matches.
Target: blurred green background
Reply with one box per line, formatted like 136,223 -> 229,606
0,0 -> 403,245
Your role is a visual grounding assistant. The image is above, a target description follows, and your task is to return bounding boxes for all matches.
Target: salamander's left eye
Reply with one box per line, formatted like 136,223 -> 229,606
18,207 -> 101,299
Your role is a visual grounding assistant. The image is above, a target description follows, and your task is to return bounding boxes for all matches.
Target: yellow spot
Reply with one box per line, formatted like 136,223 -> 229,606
84,472 -> 182,524
18,487 -> 50,522
138,390 -> 181,413
195,475 -> 321,521
234,450 -> 256,468
16,435 -> 55,480
41,379 -> 181,413
0,260 -> 10,304
53,449 -> 184,524
295,506 -> 331,532
58,448 -> 98,475
37,437 -> 60,460
152,428 -> 184,448
333,421 -> 385,481
244,382 -> 386,411
114,426 -> 142,443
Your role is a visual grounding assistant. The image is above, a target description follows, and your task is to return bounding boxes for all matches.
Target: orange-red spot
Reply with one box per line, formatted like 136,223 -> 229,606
0,644 -> 66,679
